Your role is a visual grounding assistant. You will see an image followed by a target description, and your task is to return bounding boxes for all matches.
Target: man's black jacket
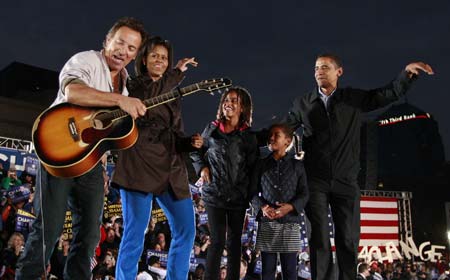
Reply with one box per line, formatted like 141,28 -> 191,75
284,71 -> 416,182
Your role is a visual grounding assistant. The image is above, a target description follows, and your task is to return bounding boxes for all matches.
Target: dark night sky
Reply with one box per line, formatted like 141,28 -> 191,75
1,1 -> 449,159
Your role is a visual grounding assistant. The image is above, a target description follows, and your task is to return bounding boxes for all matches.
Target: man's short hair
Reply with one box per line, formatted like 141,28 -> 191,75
148,255 -> 160,266
316,53 -> 343,68
358,263 -> 369,274
103,17 -> 148,48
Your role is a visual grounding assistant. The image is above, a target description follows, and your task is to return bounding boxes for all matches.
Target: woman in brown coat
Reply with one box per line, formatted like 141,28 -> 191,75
112,36 -> 202,280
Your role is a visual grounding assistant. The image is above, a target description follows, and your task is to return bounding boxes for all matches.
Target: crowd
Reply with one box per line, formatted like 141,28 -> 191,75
0,162 -> 36,278
0,159 -> 290,279
356,259 -> 450,280
1,160 -> 450,280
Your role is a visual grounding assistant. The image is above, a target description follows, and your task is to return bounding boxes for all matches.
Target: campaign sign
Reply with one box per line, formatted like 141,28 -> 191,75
15,208 -> 35,233
7,184 -> 31,204
147,250 -> 169,267
189,183 -> 200,195
63,211 -> 72,240
254,257 -> 262,274
104,203 -> 122,220
25,156 -> 39,176
198,213 -> 208,225
247,216 -> 256,231
0,147 -> 37,175
241,232 -> 249,244
152,202 -> 167,223
189,257 -> 206,272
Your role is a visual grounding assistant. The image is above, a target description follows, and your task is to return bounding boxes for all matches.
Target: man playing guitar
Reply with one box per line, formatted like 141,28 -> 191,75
15,17 -> 147,280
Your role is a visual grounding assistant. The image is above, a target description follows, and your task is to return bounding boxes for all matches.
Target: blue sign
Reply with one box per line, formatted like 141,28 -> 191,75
188,257 -> 206,272
25,156 -> 39,176
6,184 -> 32,203
15,209 -> 35,234
0,147 -> 39,176
254,257 -> 262,274
247,216 -> 256,231
198,213 -> 208,225
146,250 -> 168,267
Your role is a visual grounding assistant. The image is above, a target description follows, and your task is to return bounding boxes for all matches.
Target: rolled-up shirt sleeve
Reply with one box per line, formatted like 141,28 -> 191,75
59,52 -> 95,95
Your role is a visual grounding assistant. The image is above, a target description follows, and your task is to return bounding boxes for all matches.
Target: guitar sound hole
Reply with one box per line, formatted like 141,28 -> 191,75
92,119 -> 104,129
92,112 -> 112,130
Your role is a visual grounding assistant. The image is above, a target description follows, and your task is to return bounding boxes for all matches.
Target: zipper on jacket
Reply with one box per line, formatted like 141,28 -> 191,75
321,99 -> 334,179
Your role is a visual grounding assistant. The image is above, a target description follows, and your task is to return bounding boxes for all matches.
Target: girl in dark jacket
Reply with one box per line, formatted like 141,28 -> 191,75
191,86 -> 259,280
113,36 -> 202,280
252,123 -> 309,280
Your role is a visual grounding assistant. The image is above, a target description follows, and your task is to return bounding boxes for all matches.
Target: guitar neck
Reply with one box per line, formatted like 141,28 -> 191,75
109,83 -> 201,120
143,83 -> 200,109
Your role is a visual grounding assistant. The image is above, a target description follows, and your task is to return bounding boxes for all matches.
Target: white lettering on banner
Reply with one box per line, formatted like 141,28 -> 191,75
399,237 -> 419,259
0,151 -> 28,171
369,246 -> 382,261
403,113 -> 415,120
358,238 -> 446,263
418,242 -> 446,262
17,217 -> 34,223
378,113 -> 432,126
383,242 -> 403,263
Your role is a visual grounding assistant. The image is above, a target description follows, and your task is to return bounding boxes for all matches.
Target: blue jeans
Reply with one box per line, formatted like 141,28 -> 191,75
115,188 -> 195,280
15,164 -> 104,280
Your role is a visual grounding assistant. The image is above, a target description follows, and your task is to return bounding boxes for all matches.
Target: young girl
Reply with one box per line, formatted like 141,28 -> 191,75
252,123 -> 309,280
190,86 -> 259,280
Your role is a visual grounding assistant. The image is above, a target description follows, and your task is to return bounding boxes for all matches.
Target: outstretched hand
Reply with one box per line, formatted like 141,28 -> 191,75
176,57 -> 198,72
405,62 -> 434,77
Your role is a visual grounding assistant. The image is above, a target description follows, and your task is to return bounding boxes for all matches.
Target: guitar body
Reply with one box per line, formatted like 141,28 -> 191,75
32,103 -> 138,178
31,78 -> 232,178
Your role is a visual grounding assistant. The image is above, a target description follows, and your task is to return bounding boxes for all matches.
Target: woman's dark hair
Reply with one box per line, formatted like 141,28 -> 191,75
134,36 -> 173,76
216,86 -> 253,127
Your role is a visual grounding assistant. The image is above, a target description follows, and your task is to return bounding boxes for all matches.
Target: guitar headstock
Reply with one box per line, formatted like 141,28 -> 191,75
197,78 -> 232,95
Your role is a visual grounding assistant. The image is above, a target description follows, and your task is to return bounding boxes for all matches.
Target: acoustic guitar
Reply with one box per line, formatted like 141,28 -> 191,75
32,78 -> 232,178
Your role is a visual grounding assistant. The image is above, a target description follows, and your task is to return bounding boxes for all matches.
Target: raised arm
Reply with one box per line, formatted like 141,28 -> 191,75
355,61 -> 434,112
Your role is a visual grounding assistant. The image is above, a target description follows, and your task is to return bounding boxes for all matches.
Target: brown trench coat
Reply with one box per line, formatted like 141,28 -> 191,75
112,69 -> 193,199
